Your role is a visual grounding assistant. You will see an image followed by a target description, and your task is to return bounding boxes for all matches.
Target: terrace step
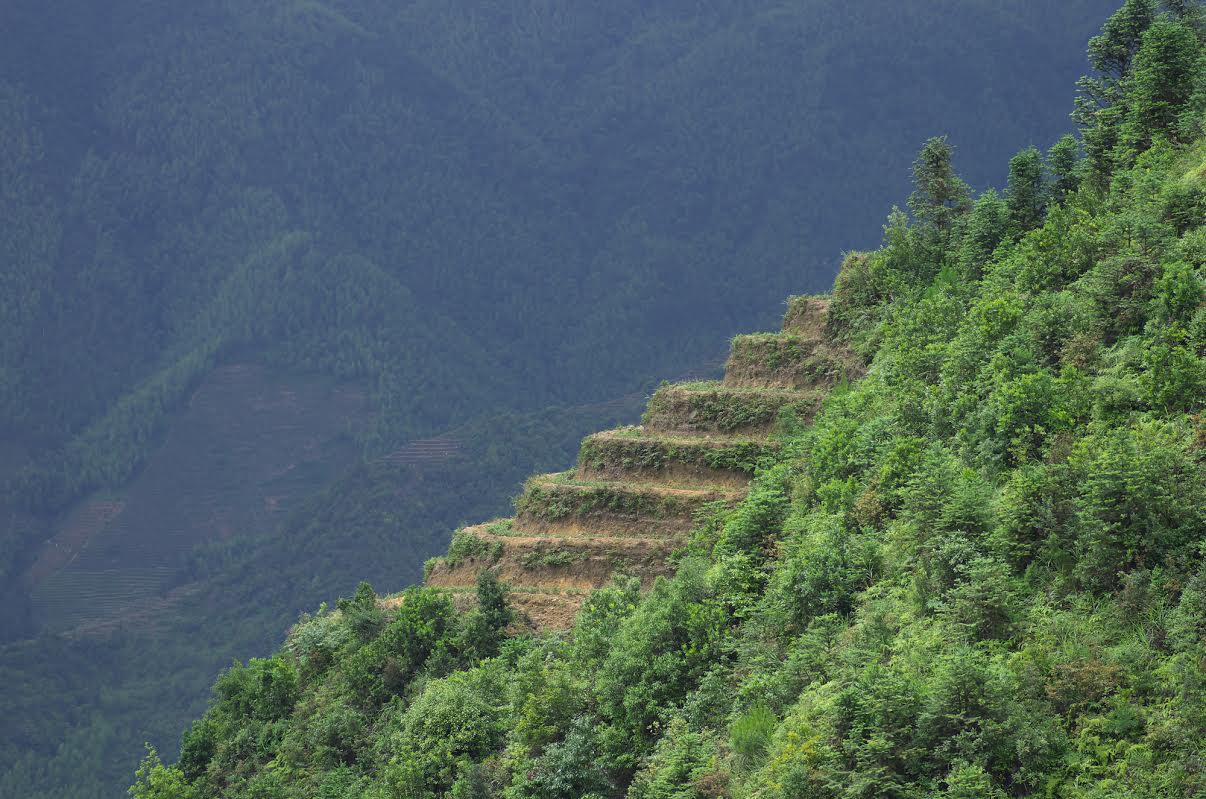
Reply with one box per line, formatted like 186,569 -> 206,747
508,590 -> 588,630
514,473 -> 743,538
642,381 -> 820,435
781,296 -> 830,337
427,586 -> 588,632
576,427 -> 779,488
425,525 -> 676,593
724,333 -> 858,389
30,567 -> 175,633
24,499 -> 124,588
382,436 -> 463,466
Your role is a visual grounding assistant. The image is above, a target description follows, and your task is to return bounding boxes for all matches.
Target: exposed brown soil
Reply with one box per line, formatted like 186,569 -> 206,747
429,557 -> 648,592
459,529 -> 681,551
508,591 -> 586,630
578,429 -> 776,484
511,515 -> 691,540
524,473 -> 747,499
584,428 -> 771,445
514,475 -> 744,540
426,531 -> 676,593
576,429 -> 774,488
378,594 -> 407,611
429,588 -> 587,633
724,338 -> 860,390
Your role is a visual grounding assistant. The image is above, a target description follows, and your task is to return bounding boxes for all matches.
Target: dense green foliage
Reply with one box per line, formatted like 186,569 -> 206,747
137,6 -> 1205,797
0,20 -> 1116,794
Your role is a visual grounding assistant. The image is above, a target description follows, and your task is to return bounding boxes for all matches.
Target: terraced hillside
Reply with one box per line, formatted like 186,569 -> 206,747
425,296 -> 862,628
24,364 -> 373,634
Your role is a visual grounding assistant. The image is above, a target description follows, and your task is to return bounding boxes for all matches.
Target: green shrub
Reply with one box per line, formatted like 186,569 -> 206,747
520,548 -> 586,569
714,467 -> 790,558
629,719 -> 721,799
1071,421 -> 1204,592
729,704 -> 776,773
445,529 -> 504,568
379,666 -> 508,798
507,716 -> 614,799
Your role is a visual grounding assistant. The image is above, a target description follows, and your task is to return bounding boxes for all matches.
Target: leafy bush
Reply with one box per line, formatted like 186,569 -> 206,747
729,704 -> 776,773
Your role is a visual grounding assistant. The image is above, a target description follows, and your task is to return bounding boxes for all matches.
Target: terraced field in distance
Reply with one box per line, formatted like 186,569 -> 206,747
26,363 -> 374,635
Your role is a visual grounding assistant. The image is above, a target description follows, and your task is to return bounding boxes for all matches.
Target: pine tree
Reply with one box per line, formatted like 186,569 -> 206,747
1122,18 -> 1204,146
1006,147 -> 1046,235
1046,135 -> 1082,205
958,190 -> 1009,278
908,136 -> 973,254
1075,0 -> 1159,183
1162,0 -> 1205,32
1088,0 -> 1159,79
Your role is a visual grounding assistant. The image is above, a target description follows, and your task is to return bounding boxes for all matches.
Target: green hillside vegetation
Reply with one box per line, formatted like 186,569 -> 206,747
132,3 -> 1206,797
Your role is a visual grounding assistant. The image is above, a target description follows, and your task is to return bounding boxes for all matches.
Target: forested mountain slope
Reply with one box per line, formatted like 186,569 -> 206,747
131,2 -> 1206,797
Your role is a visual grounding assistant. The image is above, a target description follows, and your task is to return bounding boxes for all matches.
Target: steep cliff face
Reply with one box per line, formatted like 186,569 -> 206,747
424,299 -> 860,628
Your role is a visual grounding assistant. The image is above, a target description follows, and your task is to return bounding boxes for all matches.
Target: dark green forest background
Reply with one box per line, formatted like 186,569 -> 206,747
0,1 -> 1120,796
